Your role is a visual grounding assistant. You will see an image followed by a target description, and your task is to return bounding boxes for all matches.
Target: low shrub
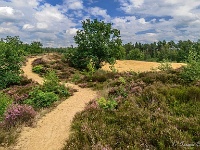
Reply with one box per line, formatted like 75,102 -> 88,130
157,60 -> 172,71
97,97 -> 117,110
64,70 -> 200,149
24,88 -> 59,108
0,126 -> 18,146
181,50 -> 200,82
0,93 -> 13,121
42,71 -> 69,97
32,65 -> 44,74
4,104 -> 36,127
91,69 -> 108,82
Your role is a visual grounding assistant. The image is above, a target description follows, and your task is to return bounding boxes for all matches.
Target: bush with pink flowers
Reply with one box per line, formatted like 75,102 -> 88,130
4,104 -> 36,127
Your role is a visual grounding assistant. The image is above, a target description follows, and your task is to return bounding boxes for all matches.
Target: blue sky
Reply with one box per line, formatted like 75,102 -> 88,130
0,0 -> 200,47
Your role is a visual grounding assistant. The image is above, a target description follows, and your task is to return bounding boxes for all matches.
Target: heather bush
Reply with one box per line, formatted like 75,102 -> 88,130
24,88 -> 59,108
4,104 -> 36,127
0,93 -> 13,121
64,70 -> 200,149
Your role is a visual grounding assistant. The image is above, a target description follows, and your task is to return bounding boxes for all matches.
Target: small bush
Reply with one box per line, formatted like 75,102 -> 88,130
91,69 -> 107,82
32,65 -> 44,74
4,104 -> 36,127
181,50 -> 200,82
71,72 -> 81,83
158,60 -> 172,71
42,71 -> 69,97
0,93 -> 13,121
25,88 -> 59,108
97,97 -> 117,110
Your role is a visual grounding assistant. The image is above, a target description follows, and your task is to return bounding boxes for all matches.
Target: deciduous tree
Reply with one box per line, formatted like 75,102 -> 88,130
69,19 -> 122,69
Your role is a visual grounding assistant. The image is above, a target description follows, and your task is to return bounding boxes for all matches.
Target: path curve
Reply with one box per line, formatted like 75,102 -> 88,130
13,57 -> 97,150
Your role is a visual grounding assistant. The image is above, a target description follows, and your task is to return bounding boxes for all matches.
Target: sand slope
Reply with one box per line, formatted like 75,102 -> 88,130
102,60 -> 186,72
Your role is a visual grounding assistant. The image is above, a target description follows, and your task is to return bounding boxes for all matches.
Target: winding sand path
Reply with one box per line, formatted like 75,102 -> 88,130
13,57 -> 97,150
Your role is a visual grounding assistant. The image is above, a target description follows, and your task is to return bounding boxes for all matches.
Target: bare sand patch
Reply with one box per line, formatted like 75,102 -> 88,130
102,60 -> 186,72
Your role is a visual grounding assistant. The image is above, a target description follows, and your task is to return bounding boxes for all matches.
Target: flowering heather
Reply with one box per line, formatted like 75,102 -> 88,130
4,104 -> 36,127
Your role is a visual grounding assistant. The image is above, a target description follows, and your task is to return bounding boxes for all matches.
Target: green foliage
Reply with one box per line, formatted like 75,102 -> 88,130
71,72 -> 81,83
32,65 -> 44,74
84,60 -> 96,81
109,59 -> 118,73
0,36 -> 24,89
69,19 -> 122,69
127,48 -> 144,60
181,49 -> 200,82
24,88 -> 58,108
157,59 -> 172,71
97,97 -> 117,110
0,93 -> 13,121
43,70 -> 59,91
42,71 -> 69,97
29,41 -> 43,54
118,77 -> 126,85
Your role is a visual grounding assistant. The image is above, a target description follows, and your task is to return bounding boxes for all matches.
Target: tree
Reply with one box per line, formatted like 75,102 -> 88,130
127,48 -> 144,60
69,19 -> 122,69
0,36 -> 24,89
29,41 -> 43,54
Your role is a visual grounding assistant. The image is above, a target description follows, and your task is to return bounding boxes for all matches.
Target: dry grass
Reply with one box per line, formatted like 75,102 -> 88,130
102,60 -> 186,72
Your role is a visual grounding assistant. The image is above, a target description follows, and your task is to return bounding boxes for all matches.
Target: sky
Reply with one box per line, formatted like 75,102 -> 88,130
0,0 -> 200,47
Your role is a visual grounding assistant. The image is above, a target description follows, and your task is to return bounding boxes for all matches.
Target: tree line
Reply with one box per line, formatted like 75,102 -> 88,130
123,40 -> 200,62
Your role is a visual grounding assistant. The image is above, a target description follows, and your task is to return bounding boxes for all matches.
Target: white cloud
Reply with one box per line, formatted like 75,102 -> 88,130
66,28 -> 78,35
37,23 -> 48,29
89,7 -> 111,20
115,0 -> 200,43
35,4 -> 64,23
64,0 -> 83,10
23,24 -> 34,30
128,0 -> 144,8
0,6 -> 24,22
0,0 -> 77,47
0,0 -> 200,47
0,6 -> 14,15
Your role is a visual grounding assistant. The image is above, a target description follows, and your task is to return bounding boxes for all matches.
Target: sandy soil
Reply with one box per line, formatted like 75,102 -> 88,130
102,60 -> 186,72
12,57 -> 97,150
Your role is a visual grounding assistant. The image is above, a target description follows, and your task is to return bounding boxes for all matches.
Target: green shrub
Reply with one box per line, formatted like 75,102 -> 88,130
0,36 -> 24,89
24,88 -> 58,108
71,72 -> 81,83
157,60 -> 172,71
42,70 -> 69,97
97,97 -> 117,110
0,93 -> 13,121
90,69 -> 107,82
32,65 -> 44,74
181,50 -> 200,82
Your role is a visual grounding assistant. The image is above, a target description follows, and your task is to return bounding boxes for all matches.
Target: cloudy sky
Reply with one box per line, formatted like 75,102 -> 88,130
0,0 -> 200,47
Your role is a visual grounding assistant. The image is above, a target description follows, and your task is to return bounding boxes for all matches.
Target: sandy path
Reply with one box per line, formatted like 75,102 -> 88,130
13,57 -> 97,150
